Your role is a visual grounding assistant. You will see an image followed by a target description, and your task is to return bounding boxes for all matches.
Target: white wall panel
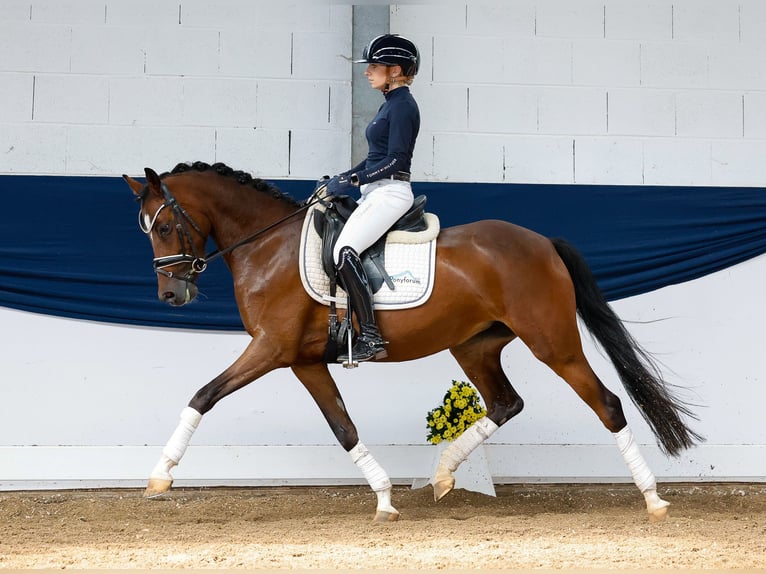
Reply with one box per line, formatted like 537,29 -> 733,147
67,126 -> 215,175
433,133 -> 504,182
105,1 -> 180,26
503,136 -> 574,184
215,128 -> 289,179
501,39 -> 572,86
390,4 -> 467,35
468,86 -> 537,134
143,28 -> 220,76
70,26 -> 146,75
33,74 -> 110,124
708,46 -> 766,91
218,30 -> 293,79
433,35 -> 503,84
410,83 -> 467,133
0,124 -> 67,173
739,0 -> 766,45
288,129 -> 351,179
711,140 -> 766,185
0,1 -> 32,22
604,2 -> 672,41
607,89 -> 675,137
0,23 -> 71,73
292,32 -> 351,81
30,0 -> 104,25
574,137 -> 644,184
640,42 -> 709,89
643,139 -> 712,186
672,0 -> 741,43
0,73 -> 33,122
675,91 -> 743,139
181,78 -> 259,127
535,1 -> 605,39
572,40 -> 641,87
538,87 -> 606,135
745,92 -> 766,139
465,2 -> 535,37
1,1 -> 762,185
108,77 -> 186,126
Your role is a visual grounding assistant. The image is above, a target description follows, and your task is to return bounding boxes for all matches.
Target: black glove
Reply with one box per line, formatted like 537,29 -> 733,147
314,175 -> 330,194
325,174 -> 354,196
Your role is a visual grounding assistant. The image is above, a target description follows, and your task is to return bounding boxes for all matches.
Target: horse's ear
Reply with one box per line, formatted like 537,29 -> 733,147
144,167 -> 163,197
122,174 -> 144,197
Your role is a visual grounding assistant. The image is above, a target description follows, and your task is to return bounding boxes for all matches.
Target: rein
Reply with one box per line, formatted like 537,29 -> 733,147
141,181 -> 323,281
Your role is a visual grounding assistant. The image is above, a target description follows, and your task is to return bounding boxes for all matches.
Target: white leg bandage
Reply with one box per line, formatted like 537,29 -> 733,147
150,407 -> 202,480
349,442 -> 391,492
614,426 -> 656,493
440,417 -> 499,472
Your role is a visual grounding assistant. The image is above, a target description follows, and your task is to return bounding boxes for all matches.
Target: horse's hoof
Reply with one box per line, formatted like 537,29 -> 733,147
144,478 -> 173,498
433,478 -> 455,502
648,504 -> 669,522
374,509 -> 400,523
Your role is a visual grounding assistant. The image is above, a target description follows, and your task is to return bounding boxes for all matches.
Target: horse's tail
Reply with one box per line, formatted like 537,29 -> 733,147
550,237 -> 702,457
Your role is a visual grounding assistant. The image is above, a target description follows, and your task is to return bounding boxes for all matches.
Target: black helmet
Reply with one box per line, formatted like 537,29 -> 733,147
355,34 -> 420,76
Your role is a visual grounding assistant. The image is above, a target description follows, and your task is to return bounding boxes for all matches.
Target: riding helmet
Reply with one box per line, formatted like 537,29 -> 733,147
355,34 -> 420,77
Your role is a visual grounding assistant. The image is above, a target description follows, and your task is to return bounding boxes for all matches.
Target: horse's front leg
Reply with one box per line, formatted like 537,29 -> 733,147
291,363 -> 399,522
144,339 -> 281,498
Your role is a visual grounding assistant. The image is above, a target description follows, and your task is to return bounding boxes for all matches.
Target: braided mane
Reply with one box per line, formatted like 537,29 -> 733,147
162,161 -> 300,207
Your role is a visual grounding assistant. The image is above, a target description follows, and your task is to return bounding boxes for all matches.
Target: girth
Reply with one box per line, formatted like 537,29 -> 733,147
313,194 -> 428,293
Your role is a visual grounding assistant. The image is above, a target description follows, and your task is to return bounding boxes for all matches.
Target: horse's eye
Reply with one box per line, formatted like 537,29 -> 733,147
158,223 -> 172,237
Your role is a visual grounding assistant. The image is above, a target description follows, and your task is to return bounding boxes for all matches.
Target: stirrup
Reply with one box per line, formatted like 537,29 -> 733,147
338,334 -> 388,366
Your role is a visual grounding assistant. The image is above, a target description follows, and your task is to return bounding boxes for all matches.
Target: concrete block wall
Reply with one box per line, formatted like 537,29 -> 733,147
0,1 -> 352,178
1,1 -> 765,186
395,1 -> 766,185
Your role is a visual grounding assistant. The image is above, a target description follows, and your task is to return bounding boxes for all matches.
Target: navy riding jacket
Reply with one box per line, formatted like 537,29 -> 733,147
349,87 -> 420,185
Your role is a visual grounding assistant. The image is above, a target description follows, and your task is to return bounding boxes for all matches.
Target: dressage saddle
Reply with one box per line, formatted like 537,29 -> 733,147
313,194 -> 428,293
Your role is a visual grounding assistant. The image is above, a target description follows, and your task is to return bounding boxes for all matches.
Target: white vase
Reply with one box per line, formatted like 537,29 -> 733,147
412,442 -> 496,497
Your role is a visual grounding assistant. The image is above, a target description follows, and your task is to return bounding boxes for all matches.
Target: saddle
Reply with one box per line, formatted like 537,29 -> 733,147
313,194 -> 428,293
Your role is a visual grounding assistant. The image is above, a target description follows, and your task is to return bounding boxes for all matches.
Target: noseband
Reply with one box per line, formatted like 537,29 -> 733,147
139,182 -> 207,282
138,180 -> 322,283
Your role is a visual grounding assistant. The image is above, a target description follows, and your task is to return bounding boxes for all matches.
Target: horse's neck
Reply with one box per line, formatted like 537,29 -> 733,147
207,190 -> 301,267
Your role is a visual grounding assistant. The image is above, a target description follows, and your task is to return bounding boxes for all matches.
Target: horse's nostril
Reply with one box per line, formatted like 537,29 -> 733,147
162,291 -> 175,301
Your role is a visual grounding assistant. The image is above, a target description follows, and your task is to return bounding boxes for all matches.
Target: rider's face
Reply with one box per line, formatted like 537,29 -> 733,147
365,63 -> 402,92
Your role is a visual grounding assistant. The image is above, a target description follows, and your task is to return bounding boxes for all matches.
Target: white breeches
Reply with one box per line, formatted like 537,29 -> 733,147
332,179 -> 414,264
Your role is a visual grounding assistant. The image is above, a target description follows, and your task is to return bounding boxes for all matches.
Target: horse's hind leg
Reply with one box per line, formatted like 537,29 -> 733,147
437,325 -> 522,501
292,363 -> 399,522
520,301 -> 669,520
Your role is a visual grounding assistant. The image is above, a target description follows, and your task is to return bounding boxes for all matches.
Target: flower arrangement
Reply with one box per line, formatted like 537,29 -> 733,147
426,380 -> 487,445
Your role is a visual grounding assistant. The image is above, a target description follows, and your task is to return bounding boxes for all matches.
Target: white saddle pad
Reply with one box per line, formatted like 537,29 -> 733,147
299,203 -> 440,310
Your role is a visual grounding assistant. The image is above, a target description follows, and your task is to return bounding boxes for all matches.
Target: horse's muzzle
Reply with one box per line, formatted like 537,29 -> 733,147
158,278 -> 199,306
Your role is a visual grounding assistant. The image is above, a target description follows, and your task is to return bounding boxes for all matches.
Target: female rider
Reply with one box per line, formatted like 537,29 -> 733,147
325,34 -> 421,363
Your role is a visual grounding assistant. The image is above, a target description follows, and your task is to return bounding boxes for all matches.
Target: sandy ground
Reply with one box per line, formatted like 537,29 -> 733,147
1,483 -> 765,570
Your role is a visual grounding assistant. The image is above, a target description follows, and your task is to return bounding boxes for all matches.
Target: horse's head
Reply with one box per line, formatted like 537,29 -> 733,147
123,167 -> 208,306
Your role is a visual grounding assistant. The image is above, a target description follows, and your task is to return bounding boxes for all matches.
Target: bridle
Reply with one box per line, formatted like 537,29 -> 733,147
138,180 -> 322,283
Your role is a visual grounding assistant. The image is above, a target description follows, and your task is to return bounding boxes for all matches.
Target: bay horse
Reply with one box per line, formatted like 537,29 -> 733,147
122,161 -> 700,522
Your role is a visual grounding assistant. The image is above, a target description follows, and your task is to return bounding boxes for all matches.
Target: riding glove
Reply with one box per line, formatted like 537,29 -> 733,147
325,174 -> 355,196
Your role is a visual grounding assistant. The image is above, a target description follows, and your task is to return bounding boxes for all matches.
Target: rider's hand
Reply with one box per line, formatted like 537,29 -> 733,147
325,174 -> 354,196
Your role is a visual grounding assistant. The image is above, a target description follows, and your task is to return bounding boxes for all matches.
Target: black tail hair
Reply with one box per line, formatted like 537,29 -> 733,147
551,238 -> 703,456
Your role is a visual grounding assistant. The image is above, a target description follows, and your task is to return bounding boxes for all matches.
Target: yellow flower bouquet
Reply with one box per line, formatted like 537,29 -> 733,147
426,380 -> 487,444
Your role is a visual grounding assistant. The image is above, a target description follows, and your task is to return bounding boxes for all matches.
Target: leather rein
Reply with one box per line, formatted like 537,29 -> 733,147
139,181 -> 322,282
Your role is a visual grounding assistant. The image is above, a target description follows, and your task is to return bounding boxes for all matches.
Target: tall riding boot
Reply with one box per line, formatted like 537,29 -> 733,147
336,246 -> 388,363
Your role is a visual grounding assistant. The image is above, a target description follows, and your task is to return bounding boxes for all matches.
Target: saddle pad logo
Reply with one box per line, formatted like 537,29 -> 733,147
299,206 -> 439,310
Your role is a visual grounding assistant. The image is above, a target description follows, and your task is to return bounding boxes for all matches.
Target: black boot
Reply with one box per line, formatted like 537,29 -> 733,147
335,246 -> 388,363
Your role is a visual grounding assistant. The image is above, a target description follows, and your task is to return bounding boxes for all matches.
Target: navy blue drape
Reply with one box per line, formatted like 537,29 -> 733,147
1,175 -> 764,331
